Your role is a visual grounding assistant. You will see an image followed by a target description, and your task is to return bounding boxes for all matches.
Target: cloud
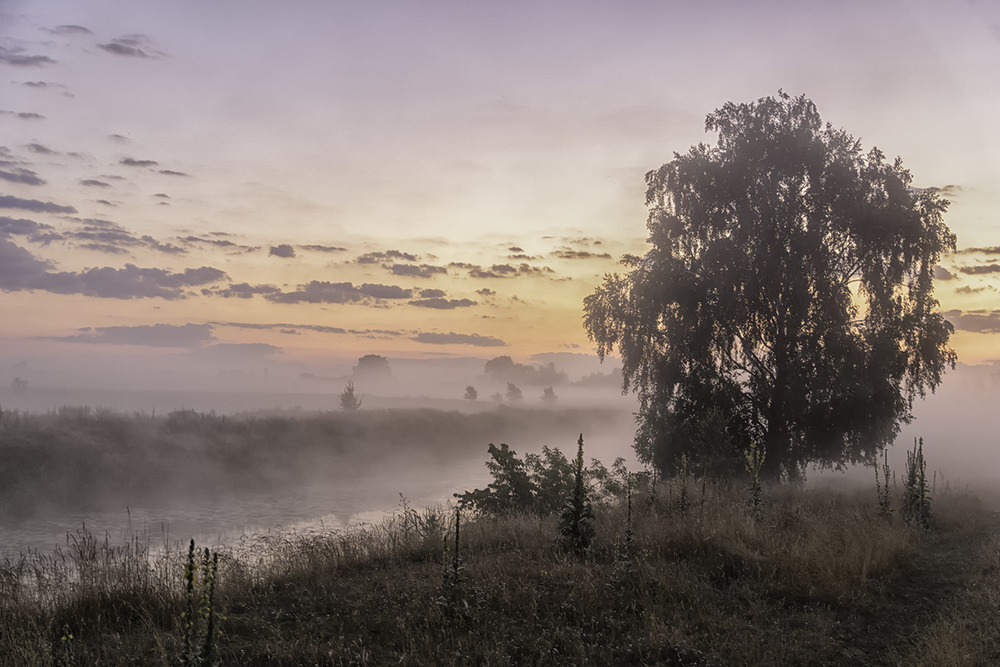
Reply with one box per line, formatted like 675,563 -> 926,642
0,215 -> 51,237
26,143 -> 55,154
942,309 -> 1000,334
37,217 -> 169,254
1,111 -> 45,120
269,244 -> 295,258
551,249 -> 612,260
98,35 -> 162,59
465,262 -> 555,279
120,157 -> 158,167
408,297 -> 477,309
140,235 -> 186,255
359,283 -> 412,299
389,263 -> 447,278
81,179 -> 111,187
0,167 -> 45,186
356,250 -> 417,264
158,169 -> 189,177
956,246 -> 1000,255
924,184 -> 963,197
49,323 -> 214,347
48,25 -> 93,35
264,281 -> 414,304
934,266 -> 955,280
212,283 -> 282,299
213,321 -> 349,335
109,134 -> 130,143
181,235 -> 259,253
958,264 -> 1000,275
508,246 -> 524,252
0,47 -> 56,67
955,286 -> 994,294
0,239 -> 226,299
0,195 -> 75,213
419,288 -> 446,298
411,332 -> 507,347
299,244 -> 347,253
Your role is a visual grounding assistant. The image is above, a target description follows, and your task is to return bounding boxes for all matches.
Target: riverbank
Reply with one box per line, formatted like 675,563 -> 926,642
2,473 -> 997,665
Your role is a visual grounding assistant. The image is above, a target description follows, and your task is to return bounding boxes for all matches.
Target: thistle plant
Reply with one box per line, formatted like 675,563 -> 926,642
902,437 -> 932,530
558,434 -> 595,555
180,539 -> 220,666
436,507 -> 467,615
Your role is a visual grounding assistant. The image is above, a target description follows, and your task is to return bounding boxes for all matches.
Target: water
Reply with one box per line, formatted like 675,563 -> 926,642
0,461 -> 490,557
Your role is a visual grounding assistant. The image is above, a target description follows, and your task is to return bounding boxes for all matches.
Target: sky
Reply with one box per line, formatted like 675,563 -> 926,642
1,0 -> 999,394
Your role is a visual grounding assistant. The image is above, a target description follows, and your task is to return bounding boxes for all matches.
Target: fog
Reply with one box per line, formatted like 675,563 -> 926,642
1,352 -> 998,555
0,352 -> 640,555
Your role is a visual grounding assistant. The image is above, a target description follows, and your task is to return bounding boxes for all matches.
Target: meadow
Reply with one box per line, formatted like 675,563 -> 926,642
1,408 -> 999,665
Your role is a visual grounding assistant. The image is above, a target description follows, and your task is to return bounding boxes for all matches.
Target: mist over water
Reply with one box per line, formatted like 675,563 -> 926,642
0,355 -> 639,555
2,355 -> 997,555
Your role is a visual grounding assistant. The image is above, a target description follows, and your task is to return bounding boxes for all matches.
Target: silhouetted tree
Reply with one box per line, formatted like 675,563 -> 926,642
505,382 -> 523,402
339,381 -> 362,410
541,386 -> 557,405
464,386 -> 479,401
353,354 -> 392,384
585,92 -> 956,481
484,355 -> 567,386
10,377 -> 27,393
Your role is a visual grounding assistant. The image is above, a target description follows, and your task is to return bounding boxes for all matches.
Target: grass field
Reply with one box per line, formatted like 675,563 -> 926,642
2,439 -> 998,665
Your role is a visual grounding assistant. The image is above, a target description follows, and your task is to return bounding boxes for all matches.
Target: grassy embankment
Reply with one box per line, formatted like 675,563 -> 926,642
1,409 -> 1000,665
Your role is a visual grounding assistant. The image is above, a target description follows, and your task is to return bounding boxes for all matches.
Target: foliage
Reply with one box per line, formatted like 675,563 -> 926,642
463,385 -> 478,401
339,381 -> 362,410
455,443 -> 536,515
484,355 -> 567,386
456,438 -> 618,516
353,354 -> 392,384
902,437 -> 932,529
558,434 -> 596,555
540,386 -> 557,405
584,91 -> 956,480
504,382 -> 523,402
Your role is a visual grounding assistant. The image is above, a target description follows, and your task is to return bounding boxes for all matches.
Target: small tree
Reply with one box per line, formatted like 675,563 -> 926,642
464,386 -> 479,401
11,376 -> 27,393
505,382 -> 523,402
540,386 -> 557,405
339,381 -> 362,410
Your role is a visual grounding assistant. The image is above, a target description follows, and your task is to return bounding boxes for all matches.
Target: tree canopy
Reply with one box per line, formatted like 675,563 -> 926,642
584,92 -> 956,481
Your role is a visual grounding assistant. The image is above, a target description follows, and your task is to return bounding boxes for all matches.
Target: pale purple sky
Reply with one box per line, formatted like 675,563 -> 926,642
1,0 -> 998,391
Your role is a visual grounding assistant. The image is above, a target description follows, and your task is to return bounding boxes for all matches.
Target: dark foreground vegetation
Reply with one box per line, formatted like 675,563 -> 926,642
2,436 -> 999,665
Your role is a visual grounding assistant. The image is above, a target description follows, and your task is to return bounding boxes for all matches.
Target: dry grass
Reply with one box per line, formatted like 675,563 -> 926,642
4,469 -> 995,666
